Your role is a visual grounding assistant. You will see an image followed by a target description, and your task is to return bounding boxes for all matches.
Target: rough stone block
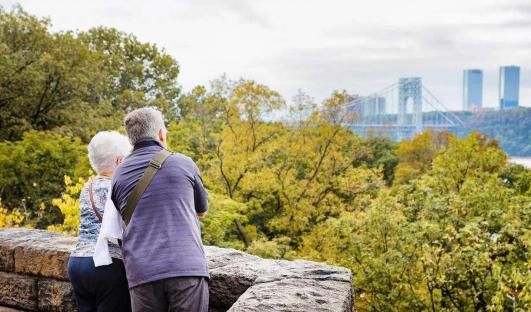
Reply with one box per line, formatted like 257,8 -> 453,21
38,279 -> 77,312
0,228 -> 75,280
0,272 -> 38,311
228,278 -> 353,312
0,229 -> 22,273
0,242 -> 14,272
14,245 -> 70,280
205,246 -> 261,309
205,245 -> 260,270
206,247 -> 352,311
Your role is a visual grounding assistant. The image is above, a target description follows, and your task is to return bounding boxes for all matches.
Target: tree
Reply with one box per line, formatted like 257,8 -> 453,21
296,132 -> 530,311
287,89 -> 317,129
207,79 -> 285,247
0,7 -> 181,142
501,164 -> 531,196
168,82 -> 228,162
264,91 -> 372,241
47,176 -> 86,235
79,27 -> 181,117
0,200 -> 26,228
0,7 -> 104,141
392,133 -> 530,311
356,136 -> 399,185
199,193 -> 248,250
393,131 -> 453,185
0,131 -> 89,227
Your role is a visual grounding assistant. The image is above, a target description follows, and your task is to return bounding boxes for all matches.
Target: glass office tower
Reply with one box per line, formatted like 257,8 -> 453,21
499,66 -> 520,110
463,69 -> 483,111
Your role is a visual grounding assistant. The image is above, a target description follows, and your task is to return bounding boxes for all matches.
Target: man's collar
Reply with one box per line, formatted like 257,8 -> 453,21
133,139 -> 163,151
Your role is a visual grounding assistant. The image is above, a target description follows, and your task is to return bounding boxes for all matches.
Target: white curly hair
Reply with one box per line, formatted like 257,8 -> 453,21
87,131 -> 131,174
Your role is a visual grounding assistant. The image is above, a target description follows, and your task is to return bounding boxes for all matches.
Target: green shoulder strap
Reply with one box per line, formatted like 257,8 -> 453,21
122,149 -> 172,226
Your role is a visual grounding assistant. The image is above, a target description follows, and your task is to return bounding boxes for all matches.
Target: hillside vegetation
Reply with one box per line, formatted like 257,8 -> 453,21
456,108 -> 531,156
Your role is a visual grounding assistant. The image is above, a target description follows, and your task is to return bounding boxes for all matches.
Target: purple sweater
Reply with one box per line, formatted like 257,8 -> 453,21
111,139 -> 209,288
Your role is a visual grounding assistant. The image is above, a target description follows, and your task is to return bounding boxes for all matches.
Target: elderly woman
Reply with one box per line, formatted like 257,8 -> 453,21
67,131 -> 132,312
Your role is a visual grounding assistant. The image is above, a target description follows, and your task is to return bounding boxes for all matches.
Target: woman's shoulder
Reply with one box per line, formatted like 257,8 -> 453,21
91,177 -> 112,189
80,178 -> 111,203
82,177 -> 110,190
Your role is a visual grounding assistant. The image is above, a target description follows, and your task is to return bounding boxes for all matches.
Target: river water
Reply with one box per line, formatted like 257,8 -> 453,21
510,157 -> 531,168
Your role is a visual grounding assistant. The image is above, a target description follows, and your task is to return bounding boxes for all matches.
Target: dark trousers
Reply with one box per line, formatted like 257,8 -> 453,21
68,257 -> 131,312
130,276 -> 209,312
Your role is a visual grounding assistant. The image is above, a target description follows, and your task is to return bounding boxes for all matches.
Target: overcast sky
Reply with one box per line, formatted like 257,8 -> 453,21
2,0 -> 531,110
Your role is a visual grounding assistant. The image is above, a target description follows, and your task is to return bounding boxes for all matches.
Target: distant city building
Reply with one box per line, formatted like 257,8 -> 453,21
362,96 -> 386,117
463,69 -> 483,111
499,66 -> 520,110
345,95 -> 386,119
345,94 -> 363,117
375,97 -> 386,114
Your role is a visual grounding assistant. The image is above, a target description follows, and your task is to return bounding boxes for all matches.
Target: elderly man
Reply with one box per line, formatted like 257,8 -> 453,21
111,107 -> 209,312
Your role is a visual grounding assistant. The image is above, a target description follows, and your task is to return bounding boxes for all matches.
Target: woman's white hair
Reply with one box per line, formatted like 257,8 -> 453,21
88,131 -> 131,174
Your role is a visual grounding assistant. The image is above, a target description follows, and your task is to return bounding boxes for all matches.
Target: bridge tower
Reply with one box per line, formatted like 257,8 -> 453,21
398,78 -> 423,139
345,77 -> 464,141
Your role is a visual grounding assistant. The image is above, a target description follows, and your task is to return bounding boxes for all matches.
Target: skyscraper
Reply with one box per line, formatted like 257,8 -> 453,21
499,66 -> 520,110
463,69 -> 483,111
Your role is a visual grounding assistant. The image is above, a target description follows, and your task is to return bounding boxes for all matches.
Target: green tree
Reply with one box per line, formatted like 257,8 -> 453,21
501,164 -> 531,196
0,131 -> 89,227
356,136 -> 399,185
0,7 -> 104,141
200,193 -> 248,250
168,82 -> 227,162
393,133 -> 530,311
79,27 -> 180,117
393,131 -> 453,185
296,132 -> 530,311
0,7 -> 181,142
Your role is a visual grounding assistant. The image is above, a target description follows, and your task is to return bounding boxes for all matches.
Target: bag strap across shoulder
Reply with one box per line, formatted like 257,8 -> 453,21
88,180 -> 103,223
122,149 -> 172,226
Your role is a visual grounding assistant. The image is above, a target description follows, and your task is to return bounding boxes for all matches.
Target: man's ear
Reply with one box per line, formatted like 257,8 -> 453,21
158,128 -> 167,147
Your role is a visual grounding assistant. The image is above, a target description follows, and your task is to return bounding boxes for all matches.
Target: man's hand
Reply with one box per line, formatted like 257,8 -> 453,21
197,211 -> 207,218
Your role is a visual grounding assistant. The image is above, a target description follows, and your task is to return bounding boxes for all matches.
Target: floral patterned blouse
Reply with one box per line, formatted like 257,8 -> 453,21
70,177 -> 122,259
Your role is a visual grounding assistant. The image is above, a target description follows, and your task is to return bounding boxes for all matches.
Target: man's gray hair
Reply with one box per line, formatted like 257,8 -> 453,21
88,131 -> 131,174
124,107 -> 166,145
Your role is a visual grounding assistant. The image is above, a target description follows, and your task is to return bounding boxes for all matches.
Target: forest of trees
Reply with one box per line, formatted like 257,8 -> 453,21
1,8 -> 530,311
456,108 -> 531,157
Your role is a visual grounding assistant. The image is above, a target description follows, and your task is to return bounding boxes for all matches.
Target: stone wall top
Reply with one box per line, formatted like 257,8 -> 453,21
0,228 -> 353,312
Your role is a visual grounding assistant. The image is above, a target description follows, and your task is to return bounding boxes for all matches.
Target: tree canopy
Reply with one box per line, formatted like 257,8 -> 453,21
0,7 -> 179,142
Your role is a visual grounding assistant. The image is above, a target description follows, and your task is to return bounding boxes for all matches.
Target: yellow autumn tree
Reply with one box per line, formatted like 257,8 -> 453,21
47,175 -> 87,235
0,199 -> 27,228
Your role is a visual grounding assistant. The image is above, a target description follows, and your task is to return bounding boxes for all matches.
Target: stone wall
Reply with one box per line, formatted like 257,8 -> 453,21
0,228 -> 353,311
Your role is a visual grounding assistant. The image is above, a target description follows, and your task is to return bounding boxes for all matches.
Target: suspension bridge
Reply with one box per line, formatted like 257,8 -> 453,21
345,78 -> 464,140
